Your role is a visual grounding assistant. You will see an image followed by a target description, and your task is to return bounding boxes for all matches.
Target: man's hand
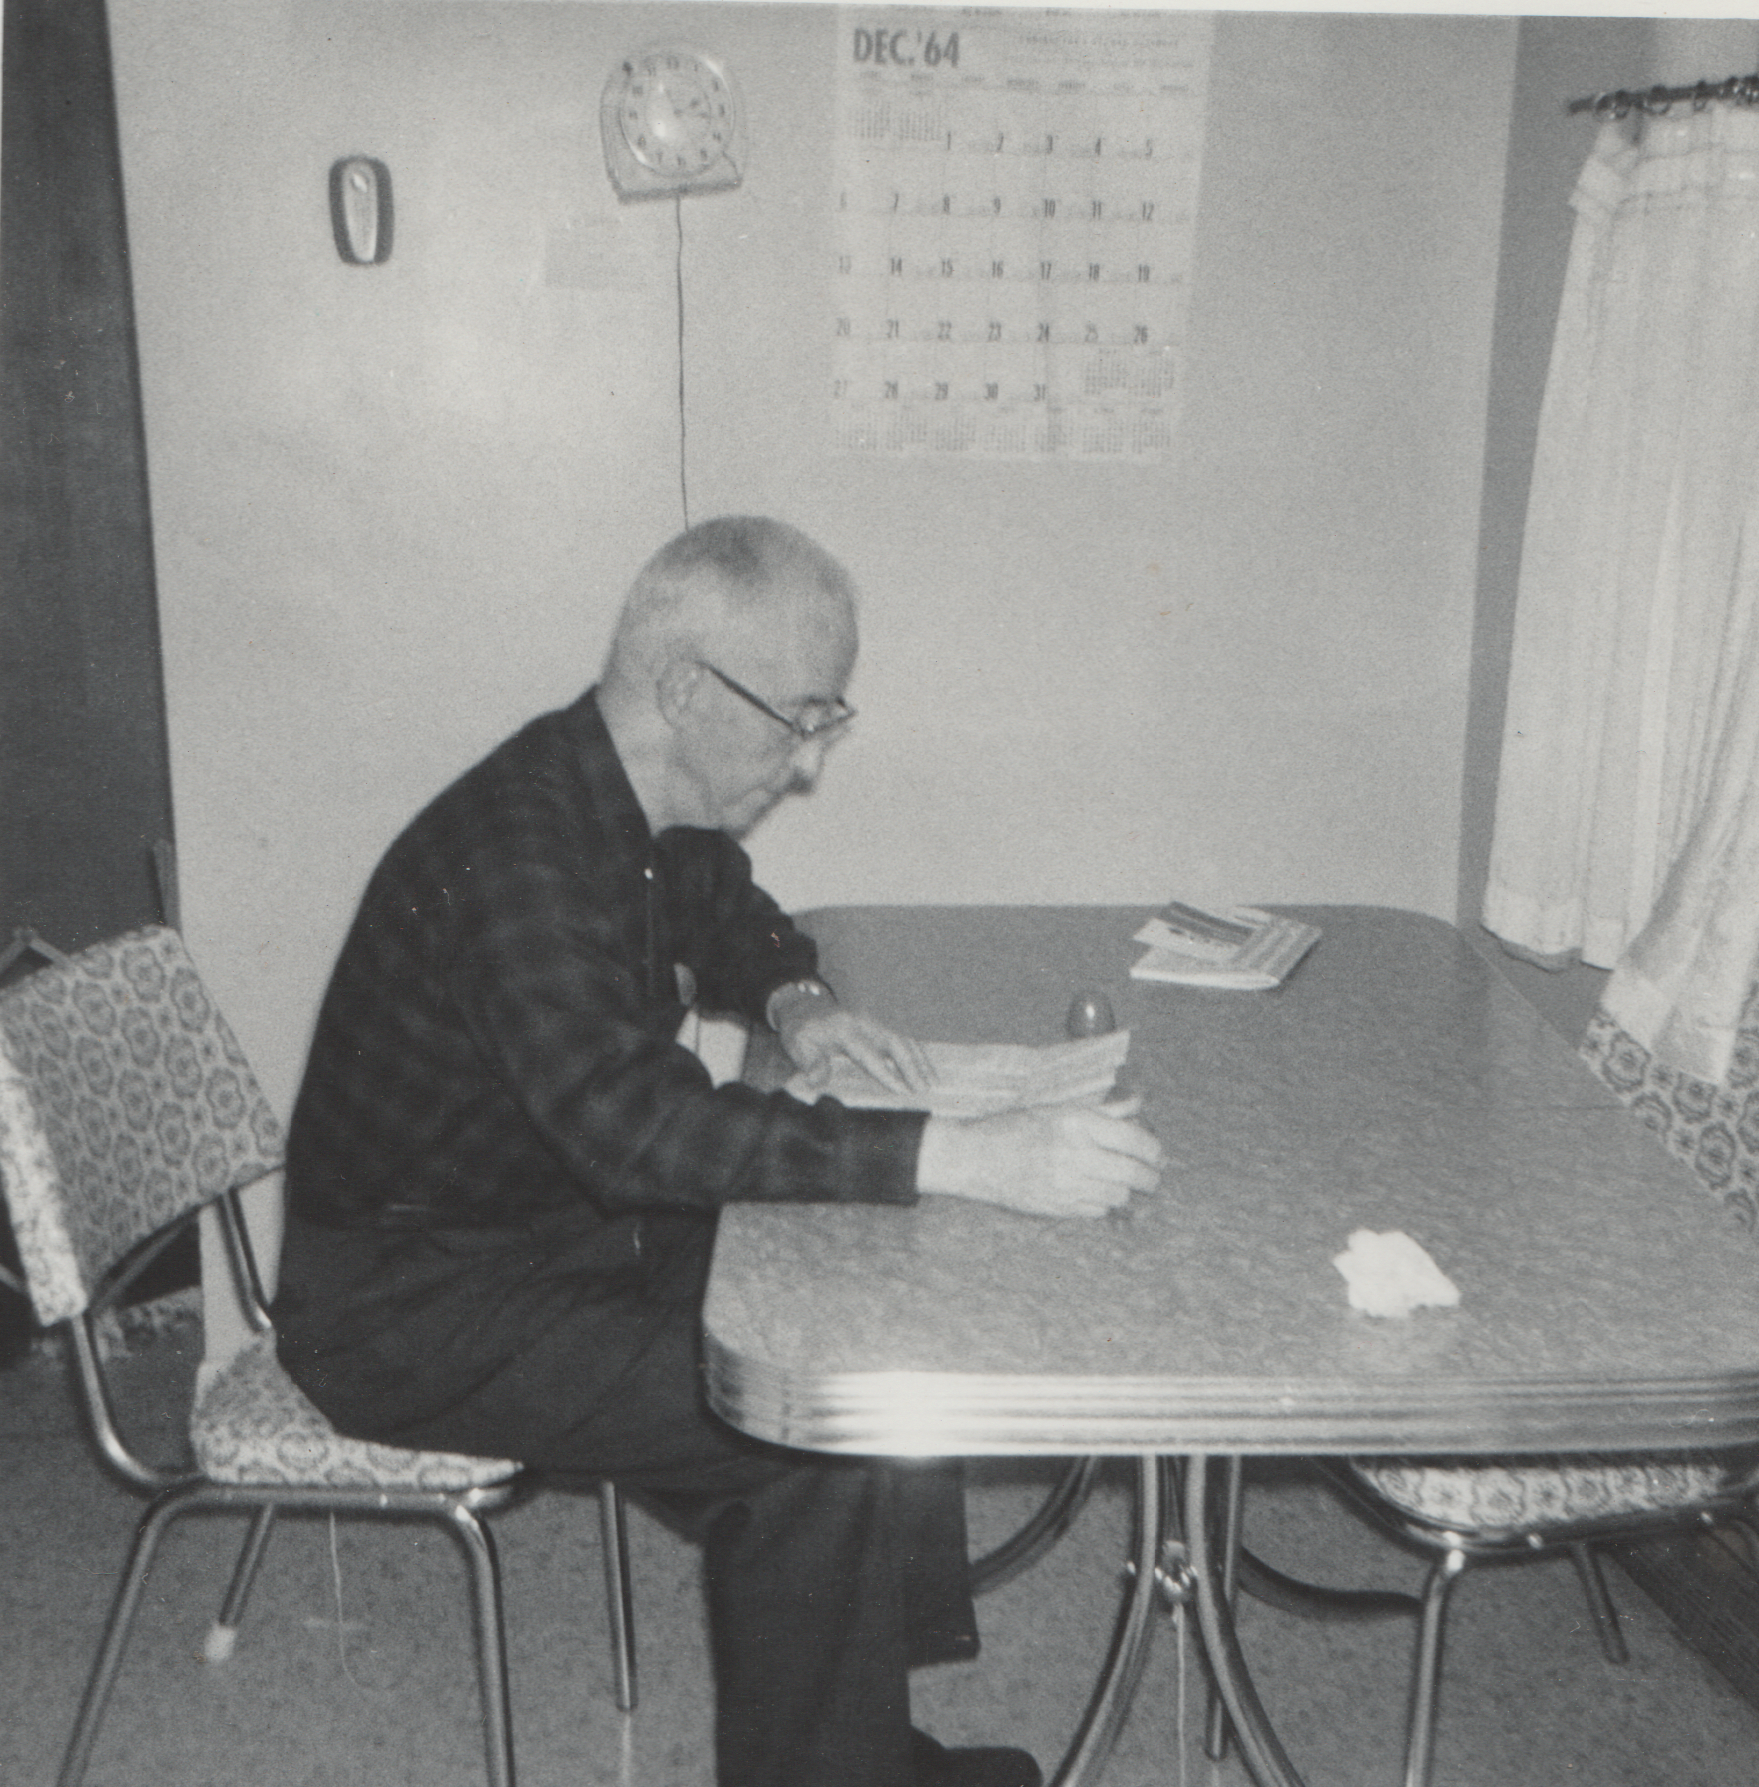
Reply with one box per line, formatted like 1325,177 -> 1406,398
915,1095 -> 1163,1219
778,998 -> 936,1098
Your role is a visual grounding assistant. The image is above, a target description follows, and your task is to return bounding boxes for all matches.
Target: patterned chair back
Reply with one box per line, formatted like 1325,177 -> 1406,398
1582,986 -> 1759,1231
0,927 -> 284,1326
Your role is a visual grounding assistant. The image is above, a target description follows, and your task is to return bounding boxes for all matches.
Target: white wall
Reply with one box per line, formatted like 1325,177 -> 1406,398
109,2 -> 1514,1113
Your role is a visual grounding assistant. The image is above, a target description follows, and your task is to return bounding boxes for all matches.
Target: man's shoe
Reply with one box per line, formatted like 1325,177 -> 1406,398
911,1728 -> 1043,1787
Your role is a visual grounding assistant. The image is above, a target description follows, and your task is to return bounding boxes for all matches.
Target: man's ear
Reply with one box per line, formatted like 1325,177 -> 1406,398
654,657 -> 704,729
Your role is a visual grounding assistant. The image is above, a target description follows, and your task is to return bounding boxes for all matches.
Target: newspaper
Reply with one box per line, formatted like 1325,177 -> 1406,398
784,1030 -> 1130,1118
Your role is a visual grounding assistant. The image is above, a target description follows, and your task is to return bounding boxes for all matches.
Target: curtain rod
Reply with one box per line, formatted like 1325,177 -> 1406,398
1568,71 -> 1759,119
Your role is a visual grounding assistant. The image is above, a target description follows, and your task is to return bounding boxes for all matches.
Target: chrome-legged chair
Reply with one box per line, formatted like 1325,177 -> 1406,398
1189,1447 -> 1759,1787
1198,980 -> 1759,1787
1326,1449 -> 1759,1787
0,925 -> 636,1787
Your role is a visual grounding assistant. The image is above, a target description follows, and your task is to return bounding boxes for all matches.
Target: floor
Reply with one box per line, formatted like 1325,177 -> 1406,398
4,1322 -> 1758,1787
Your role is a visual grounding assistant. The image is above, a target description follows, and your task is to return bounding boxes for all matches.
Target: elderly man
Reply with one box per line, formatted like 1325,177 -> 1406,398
273,517 -> 1162,1787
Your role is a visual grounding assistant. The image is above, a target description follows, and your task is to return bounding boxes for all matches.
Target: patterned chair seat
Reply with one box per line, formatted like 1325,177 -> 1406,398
193,1332 -> 517,1491
0,927 -> 558,1787
1348,1446 -> 1759,1533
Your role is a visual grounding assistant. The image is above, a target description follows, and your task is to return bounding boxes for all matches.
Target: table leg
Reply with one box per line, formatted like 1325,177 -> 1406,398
1048,1456 -> 1165,1787
1186,1453 -> 1310,1787
1203,1455 -> 1245,1763
972,1458 -> 1101,1595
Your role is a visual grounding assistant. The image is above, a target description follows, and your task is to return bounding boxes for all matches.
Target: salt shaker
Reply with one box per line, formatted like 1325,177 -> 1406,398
1066,990 -> 1116,1038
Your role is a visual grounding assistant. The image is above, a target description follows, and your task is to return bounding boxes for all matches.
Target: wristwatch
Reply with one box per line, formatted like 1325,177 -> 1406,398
765,978 -> 836,1032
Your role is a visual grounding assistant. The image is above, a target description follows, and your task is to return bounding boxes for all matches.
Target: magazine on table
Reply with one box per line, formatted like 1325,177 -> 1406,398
1129,901 -> 1320,990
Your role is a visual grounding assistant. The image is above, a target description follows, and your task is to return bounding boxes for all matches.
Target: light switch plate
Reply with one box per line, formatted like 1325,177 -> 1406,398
330,157 -> 392,264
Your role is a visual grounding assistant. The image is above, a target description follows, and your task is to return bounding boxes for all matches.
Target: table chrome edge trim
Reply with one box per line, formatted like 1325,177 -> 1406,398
704,1338 -> 1759,1457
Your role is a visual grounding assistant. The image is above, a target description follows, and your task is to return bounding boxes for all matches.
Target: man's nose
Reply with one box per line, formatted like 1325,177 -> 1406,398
789,736 -> 831,789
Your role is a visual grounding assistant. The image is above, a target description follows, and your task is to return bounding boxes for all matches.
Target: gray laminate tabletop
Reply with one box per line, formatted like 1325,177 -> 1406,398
703,906 -> 1759,1458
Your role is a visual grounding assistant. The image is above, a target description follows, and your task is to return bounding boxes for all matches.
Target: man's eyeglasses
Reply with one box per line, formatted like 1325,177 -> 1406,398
699,662 -> 855,742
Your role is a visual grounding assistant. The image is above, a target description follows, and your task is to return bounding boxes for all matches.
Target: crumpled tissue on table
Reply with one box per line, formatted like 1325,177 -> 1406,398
1332,1228 -> 1461,1319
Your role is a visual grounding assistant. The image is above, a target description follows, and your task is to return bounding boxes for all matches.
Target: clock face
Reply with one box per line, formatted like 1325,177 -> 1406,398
600,44 -> 744,202
618,50 -> 735,176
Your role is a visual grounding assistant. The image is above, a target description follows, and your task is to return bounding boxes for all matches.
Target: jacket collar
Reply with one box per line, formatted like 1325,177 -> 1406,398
561,687 -> 654,866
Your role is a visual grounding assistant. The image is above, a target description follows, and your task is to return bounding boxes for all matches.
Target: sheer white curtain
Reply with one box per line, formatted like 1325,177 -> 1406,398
1484,107 -> 1759,1084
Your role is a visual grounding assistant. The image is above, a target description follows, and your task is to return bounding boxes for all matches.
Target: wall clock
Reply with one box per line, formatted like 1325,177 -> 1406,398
600,45 -> 746,202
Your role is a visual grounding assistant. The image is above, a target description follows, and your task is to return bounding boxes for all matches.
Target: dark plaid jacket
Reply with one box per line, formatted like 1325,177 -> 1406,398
282,688 -> 924,1242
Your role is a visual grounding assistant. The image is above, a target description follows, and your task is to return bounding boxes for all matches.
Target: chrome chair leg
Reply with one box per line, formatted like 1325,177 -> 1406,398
1566,1542 -> 1627,1665
205,1504 -> 277,1661
59,1481 -> 203,1787
1403,1547 -> 1467,1787
1235,1545 -> 1423,1621
448,1503 -> 516,1787
599,1481 -> 637,1711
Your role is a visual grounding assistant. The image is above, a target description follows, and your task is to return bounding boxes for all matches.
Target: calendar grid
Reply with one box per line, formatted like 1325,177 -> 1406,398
831,9 -> 1214,460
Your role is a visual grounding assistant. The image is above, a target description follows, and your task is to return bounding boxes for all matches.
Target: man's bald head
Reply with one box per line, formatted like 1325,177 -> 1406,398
595,517 -> 860,836
601,516 -> 857,695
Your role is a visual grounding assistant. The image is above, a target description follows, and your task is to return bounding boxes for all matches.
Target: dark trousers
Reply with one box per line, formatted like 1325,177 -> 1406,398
275,1211 -> 979,1787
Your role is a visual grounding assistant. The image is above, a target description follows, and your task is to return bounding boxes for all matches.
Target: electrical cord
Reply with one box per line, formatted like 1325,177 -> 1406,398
329,1513 -> 371,1690
675,194 -> 690,529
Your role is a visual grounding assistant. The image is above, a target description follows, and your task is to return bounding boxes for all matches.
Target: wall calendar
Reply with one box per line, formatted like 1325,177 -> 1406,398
831,8 -> 1214,461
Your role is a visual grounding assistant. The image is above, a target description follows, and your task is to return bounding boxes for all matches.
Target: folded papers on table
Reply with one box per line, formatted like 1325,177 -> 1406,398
1131,905 -> 1321,990
784,1030 -> 1131,1118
